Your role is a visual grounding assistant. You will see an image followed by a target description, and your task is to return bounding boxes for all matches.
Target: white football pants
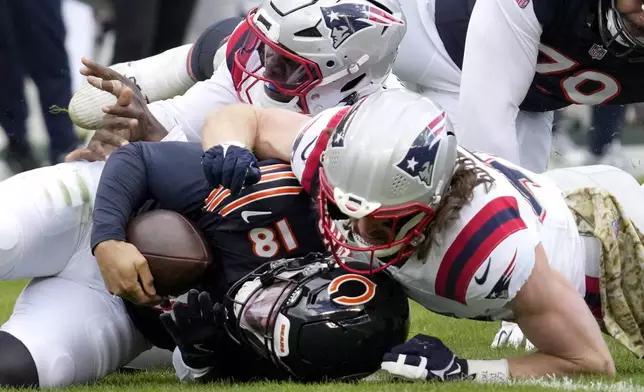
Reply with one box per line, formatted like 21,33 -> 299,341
0,161 -> 170,387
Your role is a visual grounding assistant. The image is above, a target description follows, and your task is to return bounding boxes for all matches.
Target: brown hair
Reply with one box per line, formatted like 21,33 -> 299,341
416,153 -> 494,259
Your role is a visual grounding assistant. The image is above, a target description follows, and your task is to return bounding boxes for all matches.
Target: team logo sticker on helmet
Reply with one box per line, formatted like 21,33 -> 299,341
328,273 -> 377,306
273,313 -> 291,357
330,103 -> 361,148
321,3 -> 405,49
395,112 -> 446,188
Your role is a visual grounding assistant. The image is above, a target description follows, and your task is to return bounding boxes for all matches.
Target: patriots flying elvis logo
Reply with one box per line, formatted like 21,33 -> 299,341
321,4 -> 404,49
395,112 -> 446,188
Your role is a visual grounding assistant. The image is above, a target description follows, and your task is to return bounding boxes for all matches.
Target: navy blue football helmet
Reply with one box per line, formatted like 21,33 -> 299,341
224,253 -> 410,381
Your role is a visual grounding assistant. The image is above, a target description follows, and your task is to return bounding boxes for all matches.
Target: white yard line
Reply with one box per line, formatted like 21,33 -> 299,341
512,377 -> 644,392
365,371 -> 644,392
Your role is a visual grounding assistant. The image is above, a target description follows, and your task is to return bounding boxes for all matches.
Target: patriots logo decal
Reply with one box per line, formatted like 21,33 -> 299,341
321,4 -> 404,49
485,249 -> 518,300
395,112 -> 446,188
330,104 -> 360,148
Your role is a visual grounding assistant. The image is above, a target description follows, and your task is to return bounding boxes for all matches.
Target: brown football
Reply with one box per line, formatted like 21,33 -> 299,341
126,209 -> 213,297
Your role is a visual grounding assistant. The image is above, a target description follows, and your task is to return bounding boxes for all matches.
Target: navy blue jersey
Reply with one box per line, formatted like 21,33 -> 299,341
91,141 -> 324,358
91,141 -> 325,284
435,0 -> 644,112
199,162 -> 325,281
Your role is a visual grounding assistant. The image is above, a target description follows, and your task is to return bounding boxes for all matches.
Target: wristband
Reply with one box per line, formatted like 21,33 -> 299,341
220,141 -> 247,149
216,141 -> 247,157
466,359 -> 510,383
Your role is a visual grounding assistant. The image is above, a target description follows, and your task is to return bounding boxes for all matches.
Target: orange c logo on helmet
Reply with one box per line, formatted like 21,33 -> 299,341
328,274 -> 377,306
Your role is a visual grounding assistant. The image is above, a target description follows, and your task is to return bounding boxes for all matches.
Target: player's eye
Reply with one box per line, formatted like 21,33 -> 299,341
365,228 -> 389,245
354,218 -> 392,245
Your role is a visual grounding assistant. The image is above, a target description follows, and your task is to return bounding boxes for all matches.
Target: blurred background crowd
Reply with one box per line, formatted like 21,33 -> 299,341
1,0 -> 643,181
0,0 -> 258,179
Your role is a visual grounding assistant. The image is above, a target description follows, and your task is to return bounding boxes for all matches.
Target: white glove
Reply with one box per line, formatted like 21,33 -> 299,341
490,321 -> 535,351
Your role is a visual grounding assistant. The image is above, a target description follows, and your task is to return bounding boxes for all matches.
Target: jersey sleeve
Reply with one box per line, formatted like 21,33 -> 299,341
290,106 -> 351,194
188,17 -> 243,82
457,0 -> 542,168
435,195 -> 538,317
91,142 -> 210,251
148,60 -> 239,143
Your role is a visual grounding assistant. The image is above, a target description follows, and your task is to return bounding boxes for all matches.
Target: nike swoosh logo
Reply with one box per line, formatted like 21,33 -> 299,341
300,138 -> 316,161
474,258 -> 491,285
494,330 -> 508,347
446,362 -> 462,377
241,210 -> 271,223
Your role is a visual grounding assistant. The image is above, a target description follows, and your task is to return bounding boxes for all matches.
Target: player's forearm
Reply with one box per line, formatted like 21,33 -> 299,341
458,350 -> 613,382
507,351 -> 613,379
507,248 -> 616,379
202,103 -> 260,152
202,103 -> 307,162
456,349 -> 614,382
503,317 -> 616,379
91,145 -> 150,251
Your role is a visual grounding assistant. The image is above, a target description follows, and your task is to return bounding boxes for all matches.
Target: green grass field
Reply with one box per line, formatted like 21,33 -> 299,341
1,281 -> 644,391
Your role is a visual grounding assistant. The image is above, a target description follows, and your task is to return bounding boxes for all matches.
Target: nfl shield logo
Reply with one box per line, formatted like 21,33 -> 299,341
516,0 -> 529,8
589,43 -> 607,60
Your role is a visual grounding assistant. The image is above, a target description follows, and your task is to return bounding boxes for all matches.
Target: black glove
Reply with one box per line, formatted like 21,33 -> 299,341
159,289 -> 225,369
380,334 -> 470,382
201,143 -> 261,195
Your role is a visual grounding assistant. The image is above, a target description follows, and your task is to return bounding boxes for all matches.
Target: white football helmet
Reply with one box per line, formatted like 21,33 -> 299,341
317,89 -> 458,274
231,0 -> 407,114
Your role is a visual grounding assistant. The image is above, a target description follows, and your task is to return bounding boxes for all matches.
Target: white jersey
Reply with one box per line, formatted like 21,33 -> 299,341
393,0 -> 553,173
290,107 -> 585,321
148,56 -> 240,143
391,150 -> 585,320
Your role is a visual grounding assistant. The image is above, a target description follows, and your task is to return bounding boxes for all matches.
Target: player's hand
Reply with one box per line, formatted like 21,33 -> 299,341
65,58 -> 148,162
491,321 -> 535,351
160,289 -> 226,369
202,143 -> 261,195
75,57 -> 168,142
381,334 -> 469,382
64,96 -> 135,162
94,240 -> 160,304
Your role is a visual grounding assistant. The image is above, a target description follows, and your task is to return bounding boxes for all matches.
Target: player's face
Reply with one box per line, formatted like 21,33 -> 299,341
616,0 -> 644,38
617,0 -> 643,13
353,217 -> 394,246
260,45 -> 309,103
